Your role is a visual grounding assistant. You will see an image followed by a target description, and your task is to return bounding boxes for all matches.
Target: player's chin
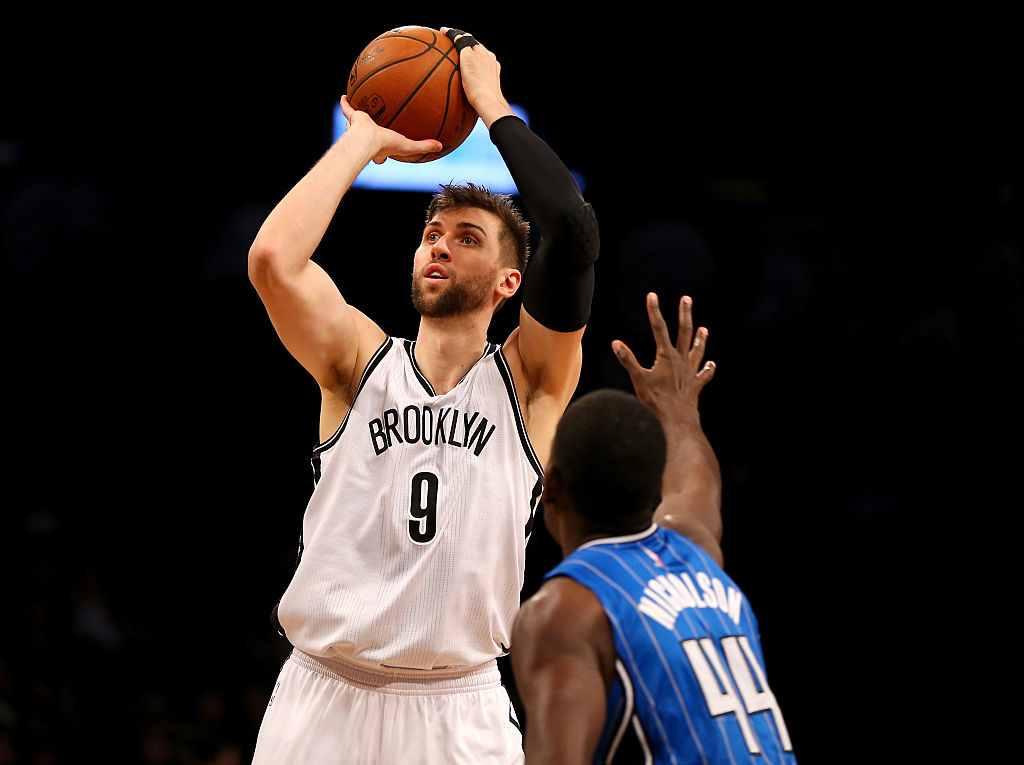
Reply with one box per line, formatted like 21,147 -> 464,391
412,281 -> 447,314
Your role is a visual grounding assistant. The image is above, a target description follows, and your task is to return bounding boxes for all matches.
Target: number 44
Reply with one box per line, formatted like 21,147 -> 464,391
682,636 -> 794,755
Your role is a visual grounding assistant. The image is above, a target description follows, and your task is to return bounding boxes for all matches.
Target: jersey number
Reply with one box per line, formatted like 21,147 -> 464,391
408,471 -> 438,544
682,636 -> 793,755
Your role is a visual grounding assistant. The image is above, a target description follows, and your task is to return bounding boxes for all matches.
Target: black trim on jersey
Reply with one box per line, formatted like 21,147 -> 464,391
508,700 -> 522,733
493,349 -> 544,478
493,348 -> 545,541
403,339 -> 436,396
313,337 -> 395,469
525,477 -> 542,543
403,340 -> 500,397
269,601 -> 286,638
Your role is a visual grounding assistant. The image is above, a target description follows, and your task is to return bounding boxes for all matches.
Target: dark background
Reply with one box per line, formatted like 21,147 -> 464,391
2,10 -> 1019,764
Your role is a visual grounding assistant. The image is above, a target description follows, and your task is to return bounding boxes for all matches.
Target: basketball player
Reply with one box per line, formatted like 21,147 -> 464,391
510,293 -> 798,764
246,28 -> 598,764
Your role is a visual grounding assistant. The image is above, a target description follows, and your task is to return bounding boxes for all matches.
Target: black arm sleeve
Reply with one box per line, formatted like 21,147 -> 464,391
489,115 -> 599,332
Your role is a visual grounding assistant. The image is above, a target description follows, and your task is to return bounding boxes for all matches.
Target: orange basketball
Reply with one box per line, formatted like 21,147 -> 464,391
346,26 -> 478,163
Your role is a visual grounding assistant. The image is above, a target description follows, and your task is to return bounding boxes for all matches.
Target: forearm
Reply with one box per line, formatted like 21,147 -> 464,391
657,407 -> 723,543
662,406 -> 719,487
489,115 -> 587,227
490,116 -> 598,332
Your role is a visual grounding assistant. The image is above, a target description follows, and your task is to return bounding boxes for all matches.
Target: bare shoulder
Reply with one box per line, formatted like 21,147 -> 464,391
514,576 -> 608,655
316,306 -> 387,441
329,305 -> 388,395
512,575 -> 616,689
501,323 -> 582,466
507,309 -> 585,393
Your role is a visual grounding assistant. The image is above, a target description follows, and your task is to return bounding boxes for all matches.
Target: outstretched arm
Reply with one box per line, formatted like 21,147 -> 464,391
446,28 -> 597,429
613,293 -> 723,566
247,99 -> 441,394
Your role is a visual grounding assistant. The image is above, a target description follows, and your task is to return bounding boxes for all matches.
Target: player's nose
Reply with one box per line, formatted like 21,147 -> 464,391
430,235 -> 452,260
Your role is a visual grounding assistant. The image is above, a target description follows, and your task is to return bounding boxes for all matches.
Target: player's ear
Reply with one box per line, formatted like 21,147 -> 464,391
496,268 -> 521,299
541,464 -> 561,503
540,466 -> 567,544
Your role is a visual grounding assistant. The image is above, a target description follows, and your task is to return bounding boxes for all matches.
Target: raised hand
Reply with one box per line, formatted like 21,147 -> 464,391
614,292 -> 722,563
612,293 -> 715,423
339,95 -> 442,164
441,27 -> 514,127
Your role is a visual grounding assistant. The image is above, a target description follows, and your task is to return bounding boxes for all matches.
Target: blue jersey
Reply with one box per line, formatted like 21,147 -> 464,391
546,524 -> 796,765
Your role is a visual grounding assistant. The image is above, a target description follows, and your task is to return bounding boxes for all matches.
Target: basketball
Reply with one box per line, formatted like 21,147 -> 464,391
346,26 -> 478,163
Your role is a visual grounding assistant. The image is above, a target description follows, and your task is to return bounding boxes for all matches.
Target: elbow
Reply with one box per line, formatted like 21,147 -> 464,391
247,238 -> 279,292
550,201 -> 600,268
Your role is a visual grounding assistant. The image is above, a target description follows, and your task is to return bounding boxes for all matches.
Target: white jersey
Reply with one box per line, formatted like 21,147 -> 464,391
275,337 -> 544,675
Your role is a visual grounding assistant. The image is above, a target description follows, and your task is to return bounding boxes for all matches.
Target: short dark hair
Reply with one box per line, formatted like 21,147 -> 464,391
427,182 -> 530,274
550,389 -> 667,528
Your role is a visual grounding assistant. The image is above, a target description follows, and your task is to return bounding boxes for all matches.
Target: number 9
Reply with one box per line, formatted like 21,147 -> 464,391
409,471 -> 438,544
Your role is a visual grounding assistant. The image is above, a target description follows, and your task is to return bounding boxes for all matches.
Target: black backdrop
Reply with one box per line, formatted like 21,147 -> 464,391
2,10 -> 1020,764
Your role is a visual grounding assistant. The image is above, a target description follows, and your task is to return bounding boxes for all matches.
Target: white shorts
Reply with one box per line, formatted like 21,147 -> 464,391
251,649 -> 524,765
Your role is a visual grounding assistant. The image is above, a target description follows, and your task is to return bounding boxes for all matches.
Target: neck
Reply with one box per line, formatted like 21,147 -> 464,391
560,513 -> 655,557
414,314 -> 491,394
549,501 -> 596,558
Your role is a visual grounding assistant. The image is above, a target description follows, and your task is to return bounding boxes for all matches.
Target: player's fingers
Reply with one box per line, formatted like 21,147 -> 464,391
677,295 -> 694,354
690,326 -> 708,366
374,138 -> 443,164
645,293 -> 673,353
612,340 -> 645,380
405,138 -> 444,155
694,360 -> 716,390
444,28 -> 480,51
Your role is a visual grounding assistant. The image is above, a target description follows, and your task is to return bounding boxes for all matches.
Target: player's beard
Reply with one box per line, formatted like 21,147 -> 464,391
412,270 -> 495,318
